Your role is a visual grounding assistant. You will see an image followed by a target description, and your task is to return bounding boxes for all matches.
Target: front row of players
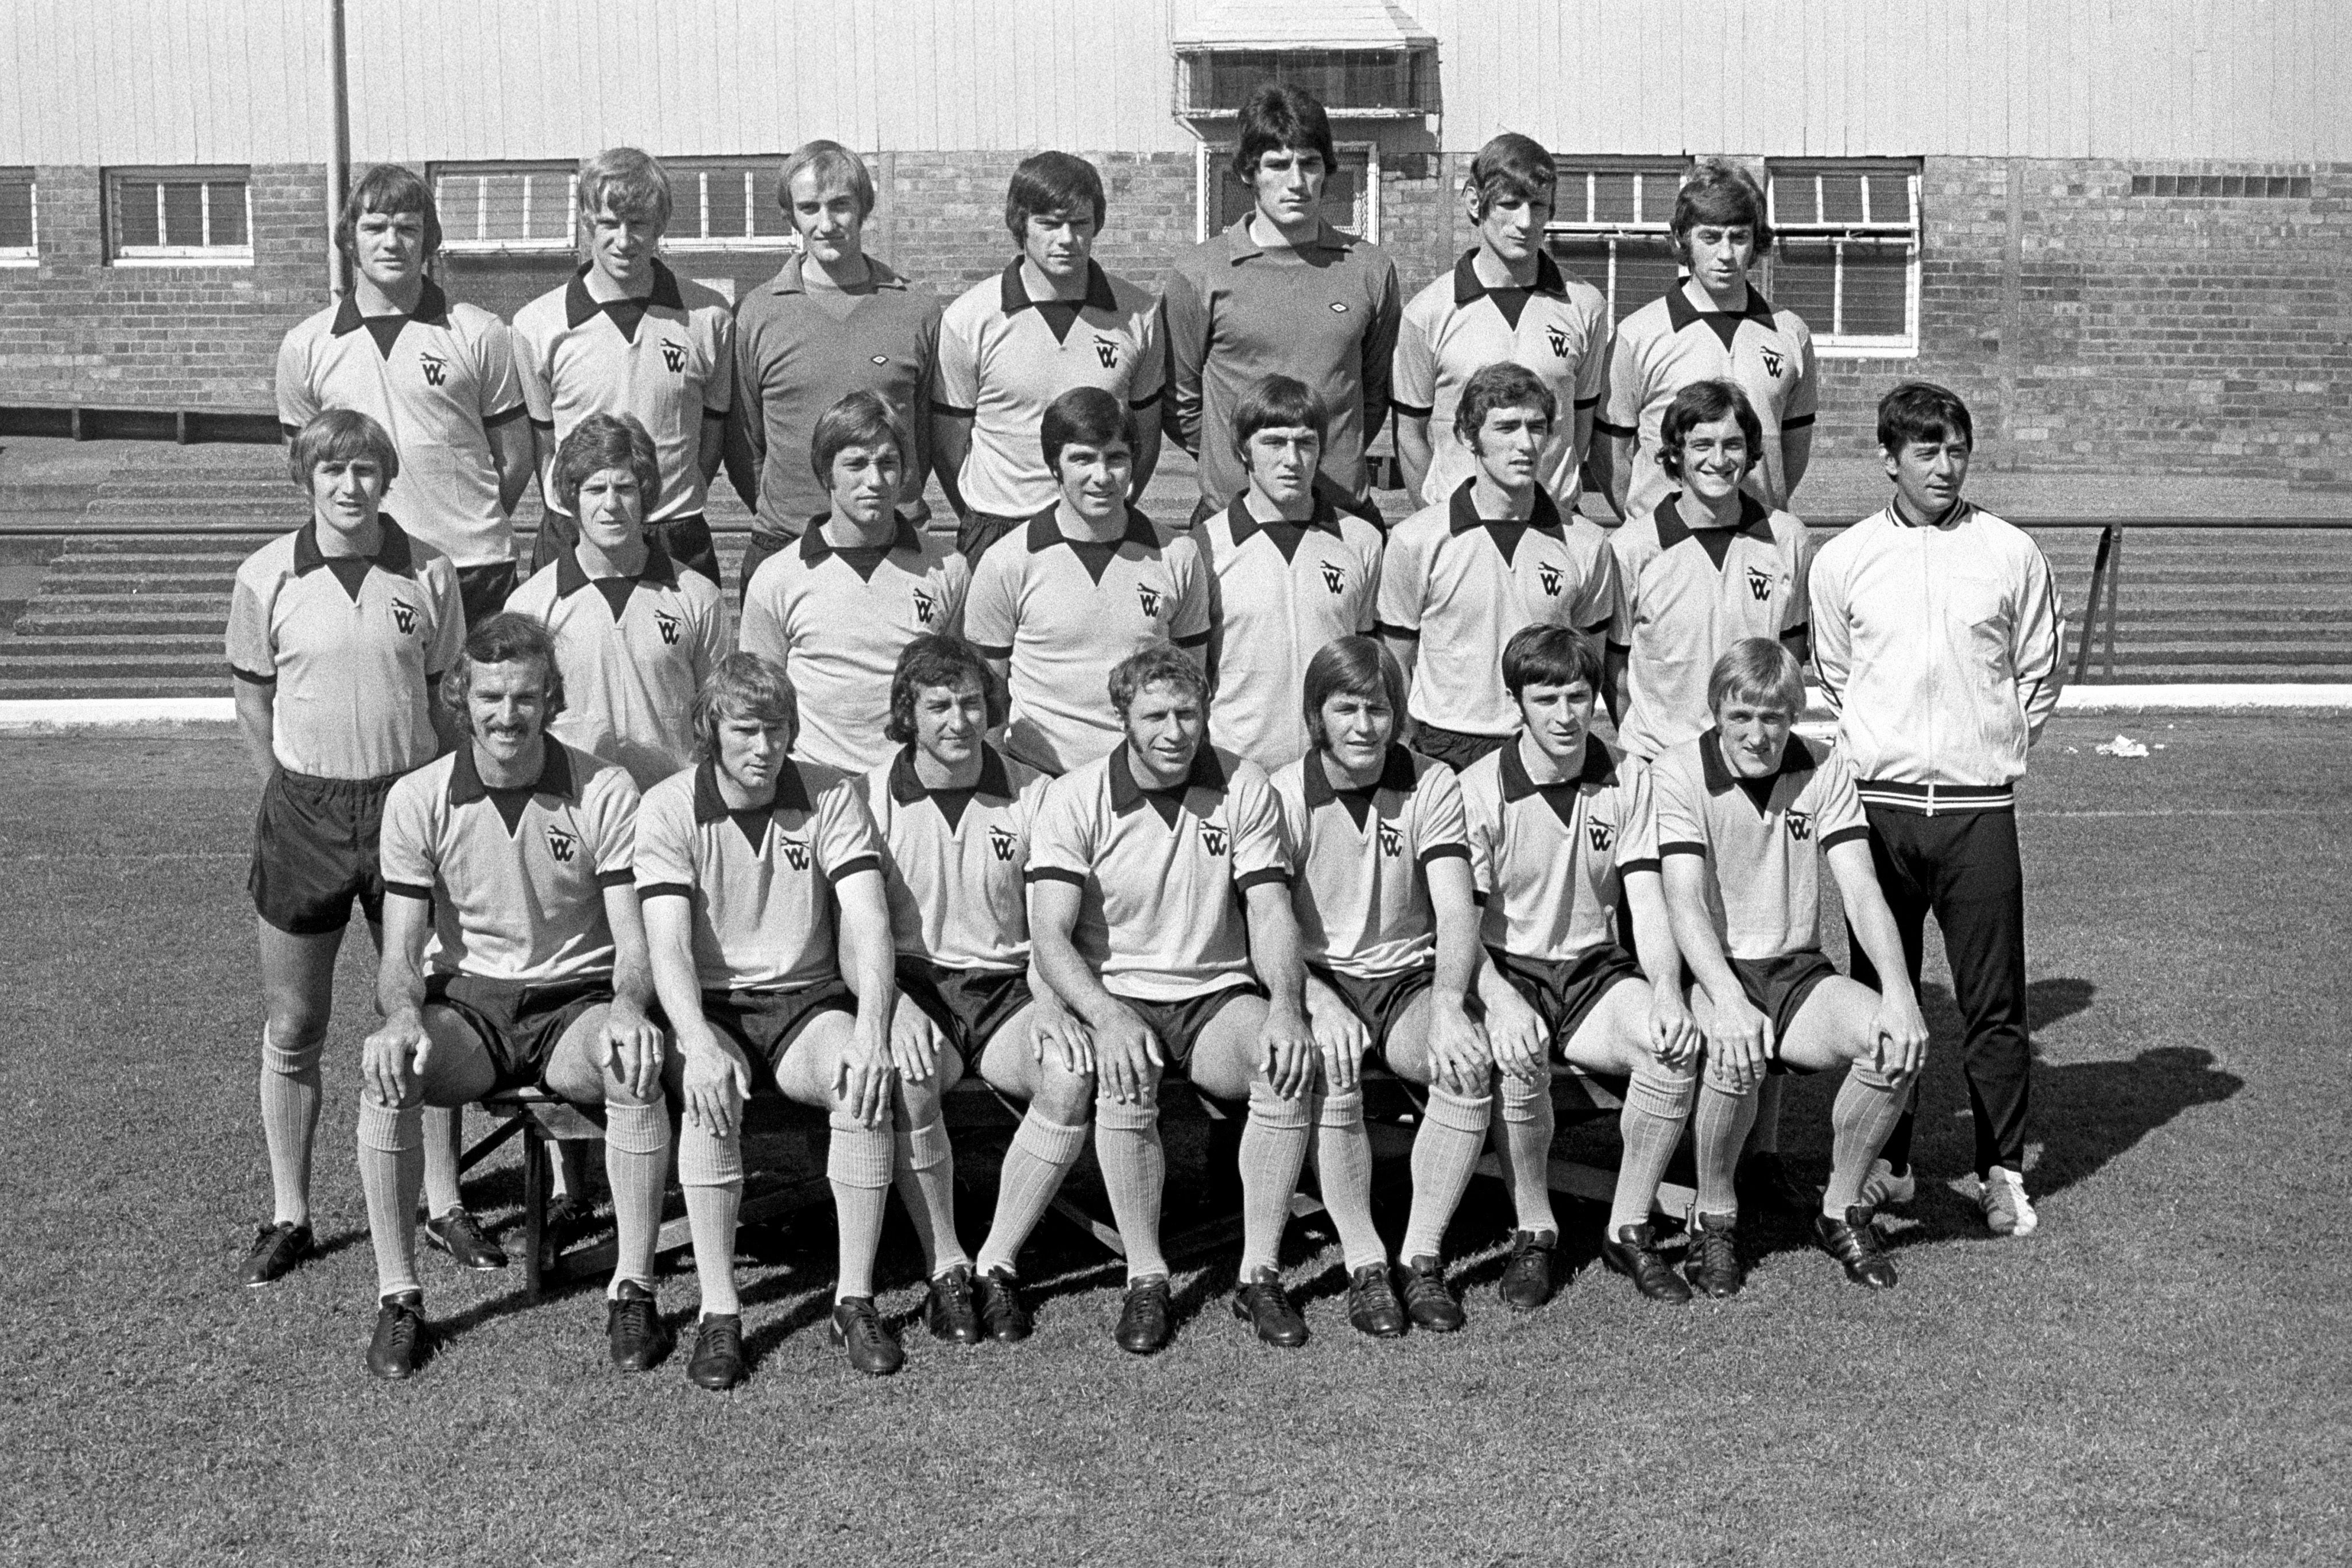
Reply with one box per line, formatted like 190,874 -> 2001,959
354,615 -> 1928,1384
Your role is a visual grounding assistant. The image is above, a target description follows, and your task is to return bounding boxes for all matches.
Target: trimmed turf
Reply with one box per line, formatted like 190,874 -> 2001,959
2,718 -> 2347,1566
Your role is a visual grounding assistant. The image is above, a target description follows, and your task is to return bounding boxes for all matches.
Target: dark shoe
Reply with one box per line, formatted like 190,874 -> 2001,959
1684,1210 -> 1744,1299
1231,1267 -> 1309,1348
973,1265 -> 1033,1344
606,1279 -> 672,1372
423,1206 -> 509,1272
1738,1151 -> 1819,1219
1113,1275 -> 1173,1356
924,1264 -> 984,1345
1497,1229 -> 1558,1311
1599,1223 -> 1693,1304
366,1290 -> 426,1381
1397,1255 -> 1464,1333
1344,1263 -> 1407,1338
1814,1205 -> 1899,1289
829,1295 -> 906,1376
241,1221 -> 312,1287
686,1313 -> 746,1391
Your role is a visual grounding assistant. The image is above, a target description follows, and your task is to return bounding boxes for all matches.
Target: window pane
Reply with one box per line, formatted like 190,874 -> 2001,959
161,181 -> 205,246
1613,246 -> 1681,320
1842,241 -> 1910,336
1819,173 -> 1866,223
115,180 -> 158,247
0,175 -> 34,248
1590,172 -> 1636,224
1324,162 -> 1363,233
752,164 -> 791,235
1774,238 -> 1837,327
208,181 -> 247,247
705,169 -> 748,240
477,173 -> 533,241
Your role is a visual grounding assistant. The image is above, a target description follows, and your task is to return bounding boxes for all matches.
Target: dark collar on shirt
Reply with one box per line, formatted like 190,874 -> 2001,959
768,253 -> 908,296
1665,284 -> 1777,337
451,738 -> 576,807
1448,479 -> 1565,538
1302,745 -> 1417,809
1452,247 -> 1566,305
1023,507 -> 1157,555
1000,258 -> 1118,316
554,534 -> 679,598
888,743 -> 1013,805
1654,491 -> 1775,551
292,516 -> 416,578
801,513 -> 924,565
1109,744 -> 1227,818
1224,491 -> 1345,552
1698,728 -> 1819,795
691,756 -> 814,825
1223,215 -> 1356,265
1889,495 -> 1972,530
330,278 -> 451,336
564,258 -> 686,328
1500,734 -> 1616,802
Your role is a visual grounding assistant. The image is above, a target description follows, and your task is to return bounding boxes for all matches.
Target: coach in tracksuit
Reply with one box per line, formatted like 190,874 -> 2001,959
1808,381 -> 2063,1238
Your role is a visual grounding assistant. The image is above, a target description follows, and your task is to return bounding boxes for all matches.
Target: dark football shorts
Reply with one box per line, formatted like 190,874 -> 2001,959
451,560 -> 517,631
1124,981 -> 1266,1072
896,958 -> 1031,1058
1414,725 -> 1510,773
1487,944 -> 1646,1057
1728,950 -> 1844,1074
533,512 -> 721,590
1310,964 -> 1434,1064
701,979 -> 860,1081
248,768 -> 400,936
954,510 -> 1031,566
423,973 -> 613,1091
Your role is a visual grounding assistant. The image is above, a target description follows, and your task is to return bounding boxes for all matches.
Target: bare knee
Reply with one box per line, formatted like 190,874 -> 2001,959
1031,1059 -> 1097,1124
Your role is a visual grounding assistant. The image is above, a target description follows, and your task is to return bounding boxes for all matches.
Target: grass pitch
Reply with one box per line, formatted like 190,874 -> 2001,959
1,717 -> 2346,1566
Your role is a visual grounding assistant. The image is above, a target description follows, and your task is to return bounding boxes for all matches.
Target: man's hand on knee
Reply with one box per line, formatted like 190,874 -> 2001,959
361,1009 -> 429,1107
603,999 -> 666,1102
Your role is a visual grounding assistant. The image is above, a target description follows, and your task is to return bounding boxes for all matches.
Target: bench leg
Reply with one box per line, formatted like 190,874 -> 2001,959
522,1128 -> 546,1304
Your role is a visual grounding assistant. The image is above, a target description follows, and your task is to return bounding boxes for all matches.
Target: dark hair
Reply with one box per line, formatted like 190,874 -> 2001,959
1672,157 -> 1773,261
780,140 -> 876,222
1229,81 -> 1338,189
1464,133 -> 1556,219
885,634 -> 1002,744
1657,380 -> 1764,481
1301,636 -> 1406,750
552,413 -> 660,517
336,163 -> 440,260
443,611 -> 564,723
1040,385 -> 1136,475
810,390 -> 909,483
1108,646 -> 1208,717
577,146 -> 672,229
1502,624 -> 1602,698
693,652 -> 799,759
288,408 -> 399,490
1877,380 -> 1975,453
1707,637 -> 1804,715
1005,151 -> 1107,239
1231,374 -> 1330,456
1454,362 -> 1557,450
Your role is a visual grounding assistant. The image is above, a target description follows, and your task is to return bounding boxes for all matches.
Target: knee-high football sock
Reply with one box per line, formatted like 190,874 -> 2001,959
1692,1078 -> 1761,1218
827,1112 -> 895,1300
1237,1084 -> 1312,1277
356,1099 -> 423,1299
676,1117 -> 743,1318
1401,1086 -> 1490,1263
974,1110 -> 1088,1277
1309,1089 -> 1383,1273
1491,1073 -> 1559,1237
893,1114 -> 969,1277
1093,1095 -> 1167,1282
1611,1066 -> 1697,1233
1824,1064 -> 1911,1215
602,1102 -> 671,1294
260,1027 -> 322,1226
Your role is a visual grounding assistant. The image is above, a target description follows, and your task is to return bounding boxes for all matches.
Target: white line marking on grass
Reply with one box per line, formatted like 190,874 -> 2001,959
0,698 -> 236,730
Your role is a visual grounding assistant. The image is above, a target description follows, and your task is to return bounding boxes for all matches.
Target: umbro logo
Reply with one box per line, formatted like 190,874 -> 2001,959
911,587 -> 937,625
1747,566 -> 1774,603
1092,334 -> 1119,369
1318,560 -> 1345,595
1377,822 -> 1403,858
659,337 -> 688,374
1786,810 -> 1813,843
388,599 -> 417,634
1545,324 -> 1569,358
988,824 -> 1018,862
1760,347 -> 1784,377
1137,584 -> 1163,618
417,353 -> 448,387
1329,301 -> 1349,313
544,826 -> 578,863
871,354 -> 889,365
1587,819 -> 1615,853
1198,821 -> 1228,857
779,835 -> 812,871
654,609 -> 681,646
1537,563 -> 1562,597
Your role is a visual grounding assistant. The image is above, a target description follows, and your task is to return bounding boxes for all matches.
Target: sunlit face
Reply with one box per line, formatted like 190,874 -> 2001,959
467,657 -> 556,766
1682,223 -> 1756,297
1715,694 -> 1796,779
1884,433 -> 1973,520
911,678 -> 989,772
352,209 -> 428,291
574,467 -> 645,555
1471,404 -> 1552,490
585,203 -> 662,288
1516,677 -> 1596,767
1473,187 -> 1553,266
310,455 -> 387,539
1317,688 -> 1394,776
1677,415 -> 1752,506
788,172 -> 866,267
714,712 -> 791,796
827,441 -> 904,527
1243,425 -> 1321,510
1022,210 -> 1096,284
1250,145 -> 1326,229
1121,680 -> 1204,783
1053,438 -> 1133,525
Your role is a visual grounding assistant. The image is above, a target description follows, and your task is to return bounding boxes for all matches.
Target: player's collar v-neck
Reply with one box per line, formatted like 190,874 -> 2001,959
1500,734 -> 1614,831
293,516 -> 416,601
555,535 -> 679,618
1108,745 -> 1227,827
888,744 -> 1013,833
1302,745 -> 1417,830
1000,260 -> 1118,344
451,740 -> 578,833
800,514 -> 922,580
1665,284 -> 1777,351
1446,481 -> 1563,567
693,757 -> 816,851
1654,492 -> 1774,567
564,260 -> 686,338
331,279 -> 452,357
1224,493 -> 1343,563
1699,727 -> 1819,807
1022,507 -> 1156,586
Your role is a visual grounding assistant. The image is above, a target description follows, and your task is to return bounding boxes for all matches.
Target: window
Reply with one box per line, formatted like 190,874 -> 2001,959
1200,141 -> 1376,242
645,157 -> 798,250
2130,172 -> 2311,199
0,169 -> 34,264
1545,159 -> 1688,324
107,169 -> 250,265
1766,160 -> 1920,356
1177,48 -> 1435,117
433,158 -> 799,255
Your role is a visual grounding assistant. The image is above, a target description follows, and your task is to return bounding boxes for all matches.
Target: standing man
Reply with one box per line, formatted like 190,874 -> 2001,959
1163,82 -> 1401,525
1392,133 -> 1610,517
728,140 -> 944,595
932,152 -> 1165,564
512,148 -> 734,587
1593,158 -> 1816,525
228,410 -> 491,1286
1809,382 -> 2064,1237
275,164 -> 533,628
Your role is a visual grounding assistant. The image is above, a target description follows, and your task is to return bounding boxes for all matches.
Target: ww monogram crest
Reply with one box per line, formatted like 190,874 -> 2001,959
1198,822 -> 1228,857
779,835 -> 812,870
1092,334 -> 1119,369
654,610 -> 681,646
912,588 -> 937,625
988,825 -> 1018,862
1587,819 -> 1615,853
1377,822 -> 1403,858
660,337 -> 688,374
1545,323 -> 1569,358
1786,810 -> 1813,843
1137,584 -> 1163,617
417,353 -> 447,387
544,826 -> 578,863
1759,347 -> 1784,377
388,599 -> 417,634
1537,563 -> 1562,597
1747,566 -> 1773,603
1318,560 -> 1345,595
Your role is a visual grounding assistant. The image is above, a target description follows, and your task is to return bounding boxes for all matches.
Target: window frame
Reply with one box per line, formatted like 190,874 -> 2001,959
0,169 -> 36,266
1765,159 -> 1921,358
1543,158 -> 1690,323
648,156 -> 801,253
106,167 -> 253,268
1175,47 -> 1436,119
1196,138 -> 1380,244
430,161 -> 580,256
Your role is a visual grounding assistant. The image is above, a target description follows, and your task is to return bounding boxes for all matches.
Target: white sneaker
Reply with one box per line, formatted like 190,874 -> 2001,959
1859,1158 -> 1916,1209
1980,1167 -> 2038,1237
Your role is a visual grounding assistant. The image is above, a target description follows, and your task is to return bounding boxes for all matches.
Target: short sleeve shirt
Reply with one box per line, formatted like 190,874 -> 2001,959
276,284 -> 528,569
1026,745 -> 1290,1002
379,741 -> 639,983
1650,731 -> 1869,961
1458,734 -> 1659,963
1599,287 -> 1817,521
737,516 -> 971,774
964,509 -> 1213,775
1608,493 -> 1813,761
933,261 -> 1165,518
504,539 -> 730,791
511,260 -> 735,521
226,518 -> 466,779
1391,251 -> 1610,511
862,744 -> 1050,973
1376,483 -> 1619,738
1273,746 -> 1469,980
1194,493 -> 1383,774
633,757 -> 883,992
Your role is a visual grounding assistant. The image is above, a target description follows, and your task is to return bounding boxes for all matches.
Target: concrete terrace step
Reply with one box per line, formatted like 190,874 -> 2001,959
0,677 -> 223,699
15,613 -> 226,638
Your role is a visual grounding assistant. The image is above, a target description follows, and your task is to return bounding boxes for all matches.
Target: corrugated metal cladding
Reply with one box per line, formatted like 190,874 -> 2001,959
3,0 -> 2349,163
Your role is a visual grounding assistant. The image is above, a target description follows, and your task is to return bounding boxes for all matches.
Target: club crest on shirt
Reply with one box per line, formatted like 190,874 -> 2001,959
1587,818 -> 1615,854
1198,820 -> 1228,857
659,337 -> 688,374
1760,347 -> 1784,378
1747,565 -> 1774,603
654,609 -> 681,646
911,587 -> 937,625
1536,562 -> 1562,597
1377,821 -> 1403,858
1318,560 -> 1345,595
1092,334 -> 1119,369
778,834 -> 812,871
417,353 -> 448,388
1545,323 -> 1569,359
1137,583 -> 1163,618
388,599 -> 417,634
544,826 -> 578,863
988,824 -> 1018,862
1786,809 -> 1813,843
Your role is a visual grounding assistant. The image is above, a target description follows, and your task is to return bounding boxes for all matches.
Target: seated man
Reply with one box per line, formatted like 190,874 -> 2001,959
506,412 -> 729,790
637,654 -> 920,1387
1027,648 -> 1317,1353
861,634 -> 1090,1342
1457,628 -> 1702,1311
1271,637 -> 1487,1337
358,613 -> 669,1381
1652,638 -> 1929,1293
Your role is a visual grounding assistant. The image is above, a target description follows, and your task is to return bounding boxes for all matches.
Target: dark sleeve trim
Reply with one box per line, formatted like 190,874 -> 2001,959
482,403 -> 529,429
529,416 -> 556,431
1471,890 -> 1489,907
1417,842 -> 1470,867
1779,622 -> 1810,641
971,642 -> 1014,660
1577,619 -> 1611,638
637,882 -> 694,900
1592,418 -> 1637,438
1606,640 -> 1633,655
229,664 -> 277,686
1024,866 -> 1086,887
384,881 -> 434,901
1659,841 -> 1709,859
1235,868 -> 1292,892
1172,629 -> 1212,650
930,401 -> 977,419
1372,621 -> 1418,641
278,421 -> 302,440
1821,825 -> 1870,849
1389,400 -> 1434,418
825,853 -> 883,885
1619,856 -> 1661,876
1781,413 -> 1817,431
1573,395 -> 1601,409
702,406 -> 728,421
1127,389 -> 1163,411
595,869 -> 635,889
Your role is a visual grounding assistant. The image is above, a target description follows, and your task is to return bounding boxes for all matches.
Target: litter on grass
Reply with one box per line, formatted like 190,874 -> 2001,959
2095,734 -> 2150,758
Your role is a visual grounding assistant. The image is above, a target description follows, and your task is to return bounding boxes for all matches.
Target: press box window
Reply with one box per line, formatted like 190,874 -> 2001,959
1545,160 -> 1689,325
1766,161 -> 1920,357
108,169 -> 251,265
0,170 -> 34,264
